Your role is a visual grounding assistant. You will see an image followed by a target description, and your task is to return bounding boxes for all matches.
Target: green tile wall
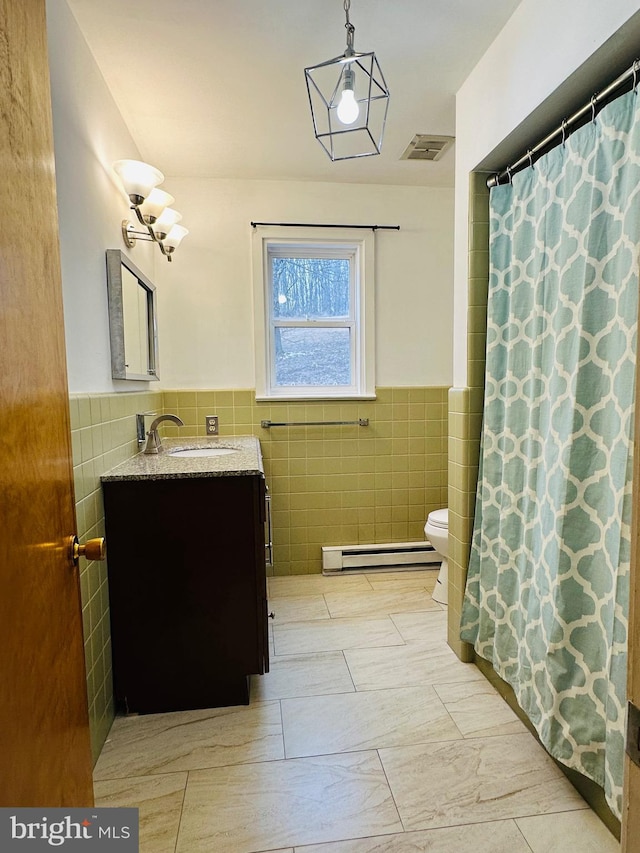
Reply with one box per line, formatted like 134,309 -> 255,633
70,385 -> 448,760
163,386 -> 449,575
447,172 -> 489,661
69,390 -> 161,762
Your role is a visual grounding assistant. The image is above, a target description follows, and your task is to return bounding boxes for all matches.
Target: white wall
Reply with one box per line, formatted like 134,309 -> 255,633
47,0 -> 156,394
454,0 -> 640,385
48,0 -> 453,395
154,178 -> 454,389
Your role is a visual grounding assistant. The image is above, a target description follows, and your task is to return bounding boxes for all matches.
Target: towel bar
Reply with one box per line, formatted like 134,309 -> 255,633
260,418 -> 369,428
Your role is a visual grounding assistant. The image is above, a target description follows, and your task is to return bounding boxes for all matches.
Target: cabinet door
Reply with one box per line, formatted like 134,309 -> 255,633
103,474 -> 268,713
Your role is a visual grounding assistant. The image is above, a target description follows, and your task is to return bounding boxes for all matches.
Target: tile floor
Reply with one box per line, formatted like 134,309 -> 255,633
93,570 -> 620,852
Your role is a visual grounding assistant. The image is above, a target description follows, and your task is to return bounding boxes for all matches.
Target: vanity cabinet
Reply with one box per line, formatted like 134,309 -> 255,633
102,471 -> 269,714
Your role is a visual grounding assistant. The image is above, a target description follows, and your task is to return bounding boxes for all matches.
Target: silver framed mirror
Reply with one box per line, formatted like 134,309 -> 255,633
106,249 -> 159,381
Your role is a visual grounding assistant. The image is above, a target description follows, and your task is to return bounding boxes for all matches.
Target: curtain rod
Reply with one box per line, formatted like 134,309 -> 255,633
487,58 -> 640,188
250,221 -> 400,231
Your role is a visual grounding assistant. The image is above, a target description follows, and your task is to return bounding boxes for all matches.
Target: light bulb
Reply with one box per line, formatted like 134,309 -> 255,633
336,66 -> 359,125
337,89 -> 359,124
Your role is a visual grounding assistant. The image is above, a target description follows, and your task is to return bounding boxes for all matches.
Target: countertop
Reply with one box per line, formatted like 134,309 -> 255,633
101,436 -> 264,482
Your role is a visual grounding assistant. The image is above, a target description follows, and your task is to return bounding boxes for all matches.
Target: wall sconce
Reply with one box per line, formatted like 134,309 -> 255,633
113,159 -> 189,261
304,0 -> 390,161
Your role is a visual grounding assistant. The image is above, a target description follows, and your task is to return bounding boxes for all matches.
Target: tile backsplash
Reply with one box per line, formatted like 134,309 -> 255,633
162,387 -> 448,575
69,390 -> 160,762
70,385 -> 448,761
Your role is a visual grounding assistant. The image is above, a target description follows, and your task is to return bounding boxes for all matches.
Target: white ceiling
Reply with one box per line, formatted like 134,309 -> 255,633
65,0 -> 522,187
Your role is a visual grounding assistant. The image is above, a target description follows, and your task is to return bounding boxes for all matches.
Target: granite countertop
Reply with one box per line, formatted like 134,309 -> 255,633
101,436 -> 264,482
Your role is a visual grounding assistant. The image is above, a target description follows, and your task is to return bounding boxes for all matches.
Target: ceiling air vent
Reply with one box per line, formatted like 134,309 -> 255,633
400,134 -> 454,162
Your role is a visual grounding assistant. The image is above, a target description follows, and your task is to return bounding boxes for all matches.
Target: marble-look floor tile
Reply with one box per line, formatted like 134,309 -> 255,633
251,651 -> 355,701
294,818 -> 532,852
379,732 -> 587,831
364,570 -> 438,593
389,610 -> 447,644
434,681 -> 528,738
94,772 -> 187,853
282,686 -> 462,758
323,589 -> 440,619
268,575 -> 373,598
274,616 -> 404,656
344,641 -> 485,691
93,703 -> 283,779
177,752 -> 403,852
268,594 -> 331,623
515,810 -> 620,852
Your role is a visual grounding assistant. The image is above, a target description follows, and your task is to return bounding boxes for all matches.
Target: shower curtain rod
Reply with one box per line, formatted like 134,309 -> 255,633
487,58 -> 640,188
251,221 -> 400,230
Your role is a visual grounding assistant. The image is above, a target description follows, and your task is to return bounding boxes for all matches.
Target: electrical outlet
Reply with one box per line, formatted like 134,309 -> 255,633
205,415 -> 219,435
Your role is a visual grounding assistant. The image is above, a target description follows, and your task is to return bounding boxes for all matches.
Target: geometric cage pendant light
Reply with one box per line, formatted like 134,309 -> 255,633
304,0 -> 390,161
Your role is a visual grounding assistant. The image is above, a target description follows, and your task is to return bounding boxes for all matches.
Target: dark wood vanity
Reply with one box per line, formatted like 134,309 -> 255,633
101,437 -> 270,714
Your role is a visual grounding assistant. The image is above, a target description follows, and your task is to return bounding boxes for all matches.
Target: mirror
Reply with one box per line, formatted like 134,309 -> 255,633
106,250 -> 159,381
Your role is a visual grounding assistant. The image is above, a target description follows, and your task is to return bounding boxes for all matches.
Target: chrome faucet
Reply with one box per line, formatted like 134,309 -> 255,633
136,411 -> 157,447
143,414 -> 184,454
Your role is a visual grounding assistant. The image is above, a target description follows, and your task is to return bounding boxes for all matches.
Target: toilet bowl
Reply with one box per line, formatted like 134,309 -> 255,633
424,508 -> 448,606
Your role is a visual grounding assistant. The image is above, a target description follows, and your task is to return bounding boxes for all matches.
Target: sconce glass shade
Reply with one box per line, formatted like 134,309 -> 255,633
151,208 -> 182,240
163,224 -> 189,251
113,159 -> 164,205
305,52 -> 390,161
138,188 -> 175,224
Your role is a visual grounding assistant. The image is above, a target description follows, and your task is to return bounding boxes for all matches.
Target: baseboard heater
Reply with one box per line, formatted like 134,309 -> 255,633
322,541 -> 440,574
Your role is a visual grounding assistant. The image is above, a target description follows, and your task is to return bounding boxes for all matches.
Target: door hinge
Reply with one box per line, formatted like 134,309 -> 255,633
626,701 -> 640,767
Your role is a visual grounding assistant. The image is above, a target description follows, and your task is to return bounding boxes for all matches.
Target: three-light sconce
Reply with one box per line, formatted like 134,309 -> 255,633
113,159 -> 188,262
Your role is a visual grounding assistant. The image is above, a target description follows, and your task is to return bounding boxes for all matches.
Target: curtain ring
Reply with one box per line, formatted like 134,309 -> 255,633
591,95 -> 598,123
561,119 -> 568,147
527,149 -> 534,170
506,165 -> 513,185
633,59 -> 640,95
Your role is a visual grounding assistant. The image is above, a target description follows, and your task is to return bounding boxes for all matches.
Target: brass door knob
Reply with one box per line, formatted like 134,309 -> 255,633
70,535 -> 107,565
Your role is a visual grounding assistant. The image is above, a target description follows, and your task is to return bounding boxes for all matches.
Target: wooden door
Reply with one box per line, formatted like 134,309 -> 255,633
0,0 -> 94,805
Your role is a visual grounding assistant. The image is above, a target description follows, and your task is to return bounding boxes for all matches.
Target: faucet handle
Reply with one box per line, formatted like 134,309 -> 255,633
136,411 -> 158,446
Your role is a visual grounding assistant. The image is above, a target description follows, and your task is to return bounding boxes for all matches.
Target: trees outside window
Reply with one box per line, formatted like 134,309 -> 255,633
252,230 -> 375,400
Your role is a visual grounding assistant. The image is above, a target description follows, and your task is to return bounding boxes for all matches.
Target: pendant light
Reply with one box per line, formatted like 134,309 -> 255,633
304,0 -> 390,161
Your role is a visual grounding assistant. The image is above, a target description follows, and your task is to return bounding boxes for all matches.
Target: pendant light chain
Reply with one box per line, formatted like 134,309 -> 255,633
344,0 -> 355,52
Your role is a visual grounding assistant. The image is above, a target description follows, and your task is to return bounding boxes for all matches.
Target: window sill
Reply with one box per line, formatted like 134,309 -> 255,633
255,393 -> 377,402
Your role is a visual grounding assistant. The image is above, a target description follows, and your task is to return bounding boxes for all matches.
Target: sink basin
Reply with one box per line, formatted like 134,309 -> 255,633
168,447 -> 238,458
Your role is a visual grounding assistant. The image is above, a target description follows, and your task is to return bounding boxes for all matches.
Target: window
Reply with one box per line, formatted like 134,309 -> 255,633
252,228 -> 375,399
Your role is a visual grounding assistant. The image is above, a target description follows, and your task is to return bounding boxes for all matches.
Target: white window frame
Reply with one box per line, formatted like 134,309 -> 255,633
252,227 -> 376,400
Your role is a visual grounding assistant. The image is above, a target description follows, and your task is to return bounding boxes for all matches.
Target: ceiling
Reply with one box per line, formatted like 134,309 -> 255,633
65,0 -> 522,187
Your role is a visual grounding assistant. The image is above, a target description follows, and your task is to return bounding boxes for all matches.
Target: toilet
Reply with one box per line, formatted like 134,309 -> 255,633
424,508 -> 449,606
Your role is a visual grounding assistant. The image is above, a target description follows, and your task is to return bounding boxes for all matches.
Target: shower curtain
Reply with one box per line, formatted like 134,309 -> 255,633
461,90 -> 640,819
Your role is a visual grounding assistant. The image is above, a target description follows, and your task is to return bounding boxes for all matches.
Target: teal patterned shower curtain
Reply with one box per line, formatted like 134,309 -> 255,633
461,90 -> 640,819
